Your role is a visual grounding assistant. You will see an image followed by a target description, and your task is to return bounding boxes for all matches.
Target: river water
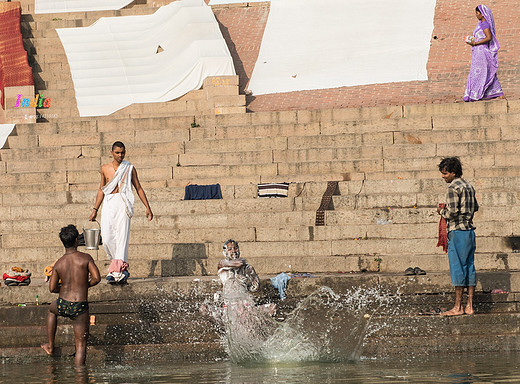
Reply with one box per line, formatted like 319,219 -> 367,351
4,286 -> 517,383
2,354 -> 520,383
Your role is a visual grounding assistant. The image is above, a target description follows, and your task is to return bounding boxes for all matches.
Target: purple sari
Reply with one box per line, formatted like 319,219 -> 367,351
463,4 -> 503,101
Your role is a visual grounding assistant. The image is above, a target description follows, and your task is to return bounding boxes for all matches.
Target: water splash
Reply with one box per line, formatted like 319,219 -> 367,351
222,286 -> 393,364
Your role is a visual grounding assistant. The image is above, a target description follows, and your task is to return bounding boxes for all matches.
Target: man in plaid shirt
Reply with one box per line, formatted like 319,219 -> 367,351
437,157 -> 479,316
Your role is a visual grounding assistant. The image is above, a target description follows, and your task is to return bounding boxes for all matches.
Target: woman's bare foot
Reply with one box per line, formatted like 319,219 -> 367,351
41,343 -> 53,355
440,308 -> 464,316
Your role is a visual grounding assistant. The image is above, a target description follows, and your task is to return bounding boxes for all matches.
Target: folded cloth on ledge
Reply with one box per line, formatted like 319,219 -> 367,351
106,270 -> 130,284
270,272 -> 291,300
106,259 -> 130,284
258,182 -> 289,198
184,184 -> 222,200
3,268 -> 31,286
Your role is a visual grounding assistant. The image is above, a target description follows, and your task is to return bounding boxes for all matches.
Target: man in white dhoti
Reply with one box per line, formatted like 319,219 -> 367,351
88,141 -> 153,284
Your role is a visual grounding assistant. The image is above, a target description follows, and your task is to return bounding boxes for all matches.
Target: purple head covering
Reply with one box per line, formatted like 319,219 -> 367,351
477,4 -> 500,52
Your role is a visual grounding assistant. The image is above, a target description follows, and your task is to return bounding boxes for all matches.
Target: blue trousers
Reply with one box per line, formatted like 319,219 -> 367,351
447,229 -> 476,286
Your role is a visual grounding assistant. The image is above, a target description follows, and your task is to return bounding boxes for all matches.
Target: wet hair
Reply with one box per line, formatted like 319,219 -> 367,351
112,141 -> 125,151
223,239 -> 240,258
59,224 -> 79,248
438,157 -> 463,177
223,239 -> 239,250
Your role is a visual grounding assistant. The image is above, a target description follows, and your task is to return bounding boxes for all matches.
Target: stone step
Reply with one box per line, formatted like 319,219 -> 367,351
0,341 -> 224,362
27,5 -> 158,25
185,127 -> 500,154
370,312 -> 520,338
3,299 -> 519,349
0,183 -> 70,194
5,134 -> 520,174
326,204 -> 517,225
2,271 -> 517,307
0,144 -> 83,161
403,99 -> 510,118
198,101 -> 513,130
0,191 -> 515,225
25,37 -> 66,52
0,237 -> 511,276
11,117 -> 193,135
395,126 -> 502,144
363,333 -> 520,358
170,154 -> 520,181
0,170 -> 68,186
6,157 -> 100,173
0,318 -> 216,348
196,100 -> 515,130
0,215 -> 511,250
31,53 -> 70,66
191,119 -> 513,148
0,186 -> 517,215
0,213 -> 512,253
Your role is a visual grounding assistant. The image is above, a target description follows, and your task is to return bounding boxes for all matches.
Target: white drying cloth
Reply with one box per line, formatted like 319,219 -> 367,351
209,0 -> 267,4
102,160 -> 135,218
248,0 -> 437,95
57,0 -> 235,117
0,124 -> 15,149
35,0 -> 133,14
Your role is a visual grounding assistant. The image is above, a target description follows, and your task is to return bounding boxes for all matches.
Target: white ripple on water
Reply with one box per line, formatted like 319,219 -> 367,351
222,286 -> 399,364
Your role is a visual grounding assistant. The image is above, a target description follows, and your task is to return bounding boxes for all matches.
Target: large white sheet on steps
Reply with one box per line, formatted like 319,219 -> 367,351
0,124 -> 15,149
208,0 -> 267,4
35,0 -> 134,14
57,0 -> 235,117
248,0 -> 437,95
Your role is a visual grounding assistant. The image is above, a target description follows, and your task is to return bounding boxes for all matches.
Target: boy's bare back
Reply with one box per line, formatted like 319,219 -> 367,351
50,251 -> 100,302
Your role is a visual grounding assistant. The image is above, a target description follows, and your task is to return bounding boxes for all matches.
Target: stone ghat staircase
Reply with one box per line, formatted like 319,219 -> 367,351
11,0 -> 245,123
0,100 -> 519,278
1,273 -> 520,362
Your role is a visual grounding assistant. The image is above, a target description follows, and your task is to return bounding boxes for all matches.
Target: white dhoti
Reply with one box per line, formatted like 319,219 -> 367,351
101,193 -> 131,262
101,160 -> 135,264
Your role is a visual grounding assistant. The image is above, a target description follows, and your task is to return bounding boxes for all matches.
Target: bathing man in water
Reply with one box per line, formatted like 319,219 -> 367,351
437,157 -> 479,316
217,239 -> 275,314
89,141 -> 153,283
41,224 -> 101,366
218,239 -> 260,294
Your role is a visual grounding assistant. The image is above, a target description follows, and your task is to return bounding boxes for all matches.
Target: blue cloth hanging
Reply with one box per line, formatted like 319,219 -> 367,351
184,184 -> 222,200
270,272 -> 291,300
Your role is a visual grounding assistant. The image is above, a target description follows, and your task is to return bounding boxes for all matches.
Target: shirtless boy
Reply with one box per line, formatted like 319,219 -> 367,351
41,225 -> 101,366
89,141 -> 153,282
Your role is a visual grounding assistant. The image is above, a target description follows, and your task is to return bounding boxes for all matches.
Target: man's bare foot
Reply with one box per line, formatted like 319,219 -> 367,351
440,308 -> 464,316
41,343 -> 53,355
465,306 -> 474,315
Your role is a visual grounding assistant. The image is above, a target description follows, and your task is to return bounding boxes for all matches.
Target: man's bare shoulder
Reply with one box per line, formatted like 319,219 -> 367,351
77,250 -> 94,259
55,251 -> 94,265
100,163 -> 113,174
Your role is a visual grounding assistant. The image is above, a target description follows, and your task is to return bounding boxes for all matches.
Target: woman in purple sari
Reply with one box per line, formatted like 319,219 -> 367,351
463,5 -> 504,102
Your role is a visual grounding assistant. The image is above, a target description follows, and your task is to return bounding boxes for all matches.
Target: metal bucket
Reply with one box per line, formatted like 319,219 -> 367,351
83,221 -> 101,250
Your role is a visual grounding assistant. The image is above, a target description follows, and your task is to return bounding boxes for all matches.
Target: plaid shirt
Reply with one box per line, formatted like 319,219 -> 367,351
440,177 -> 479,232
